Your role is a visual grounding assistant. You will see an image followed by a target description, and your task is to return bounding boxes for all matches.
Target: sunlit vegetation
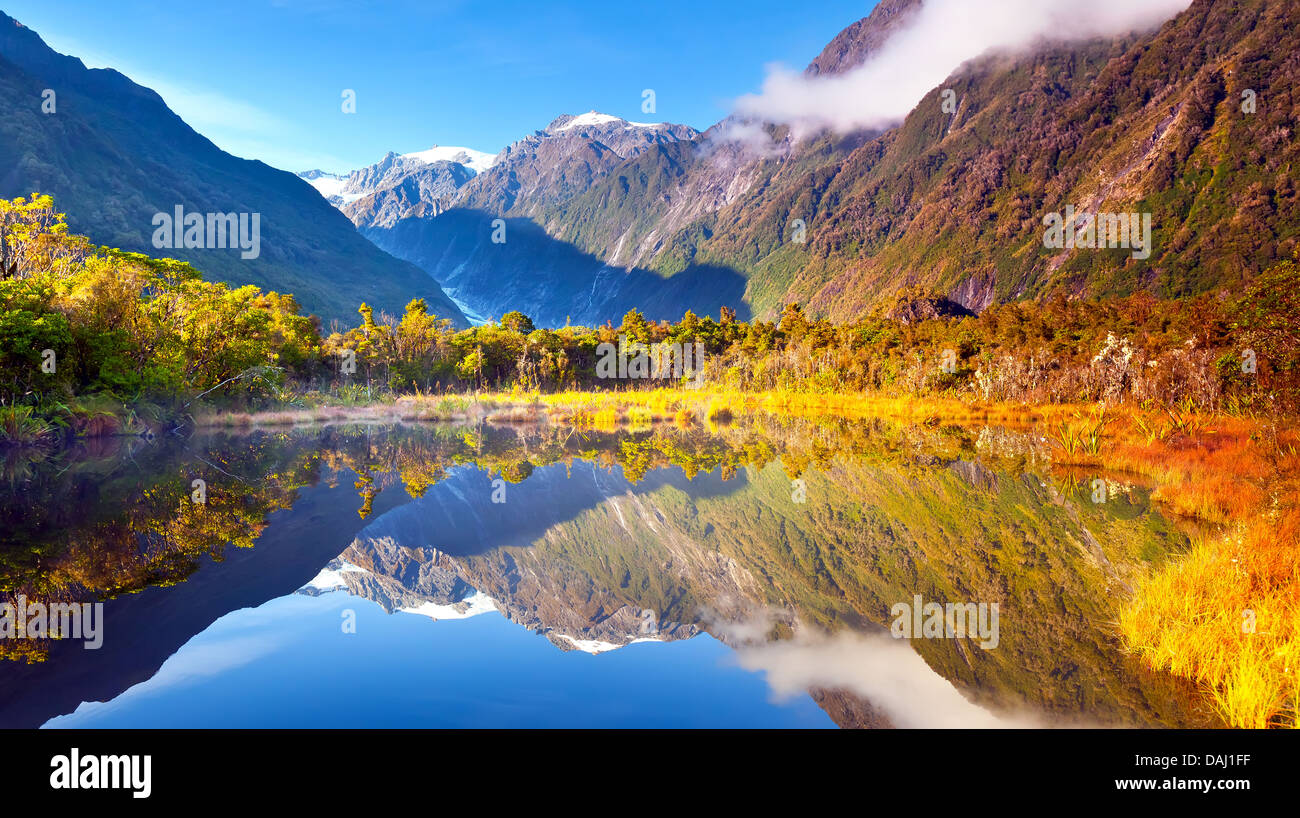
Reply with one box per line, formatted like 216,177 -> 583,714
1071,413 -> 1300,728
1,195 -> 319,438
6,195 -> 1299,441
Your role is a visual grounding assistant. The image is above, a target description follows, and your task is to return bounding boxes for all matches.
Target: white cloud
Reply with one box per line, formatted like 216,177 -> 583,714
703,118 -> 788,158
734,0 -> 1193,136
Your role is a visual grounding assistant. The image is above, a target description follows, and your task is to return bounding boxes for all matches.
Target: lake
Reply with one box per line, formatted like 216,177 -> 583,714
0,417 -> 1220,728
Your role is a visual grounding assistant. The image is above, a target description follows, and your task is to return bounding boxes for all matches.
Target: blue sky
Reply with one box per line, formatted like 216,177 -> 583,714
5,0 -> 877,173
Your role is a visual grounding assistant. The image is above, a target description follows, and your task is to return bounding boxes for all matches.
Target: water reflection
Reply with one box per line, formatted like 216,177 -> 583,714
0,417 -> 1221,728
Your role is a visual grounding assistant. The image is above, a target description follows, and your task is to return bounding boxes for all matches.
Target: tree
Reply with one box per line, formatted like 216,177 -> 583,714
618,309 -> 652,344
779,302 -> 809,342
500,310 -> 535,334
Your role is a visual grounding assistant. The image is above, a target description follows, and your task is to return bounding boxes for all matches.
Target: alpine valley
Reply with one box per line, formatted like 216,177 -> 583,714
297,0 -> 1297,328
3,0 -> 1296,328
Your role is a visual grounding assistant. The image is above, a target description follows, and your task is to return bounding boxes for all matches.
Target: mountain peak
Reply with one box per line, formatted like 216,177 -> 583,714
805,0 -> 922,76
547,111 -> 661,133
399,145 -> 498,175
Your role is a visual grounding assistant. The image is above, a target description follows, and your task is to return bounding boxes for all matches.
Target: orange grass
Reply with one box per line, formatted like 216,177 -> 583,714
1055,411 -> 1300,728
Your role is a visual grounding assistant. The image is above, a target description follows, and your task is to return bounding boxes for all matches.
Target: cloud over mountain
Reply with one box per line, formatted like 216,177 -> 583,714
734,0 -> 1193,135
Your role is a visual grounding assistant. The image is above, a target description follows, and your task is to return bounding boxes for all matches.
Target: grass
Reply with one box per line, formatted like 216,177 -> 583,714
1047,406 -> 1112,457
1047,409 -> 1299,728
0,405 -> 56,447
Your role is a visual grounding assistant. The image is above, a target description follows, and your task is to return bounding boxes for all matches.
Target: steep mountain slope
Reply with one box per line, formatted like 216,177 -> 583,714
791,0 -> 1300,316
338,113 -> 705,326
347,0 -> 1296,327
556,0 -> 1299,320
450,112 -> 699,217
0,12 -> 467,326
356,208 -> 748,327
805,0 -> 921,76
342,159 -> 475,229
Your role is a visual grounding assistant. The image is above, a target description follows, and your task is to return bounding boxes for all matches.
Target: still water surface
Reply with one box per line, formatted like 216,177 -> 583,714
0,419 -> 1219,728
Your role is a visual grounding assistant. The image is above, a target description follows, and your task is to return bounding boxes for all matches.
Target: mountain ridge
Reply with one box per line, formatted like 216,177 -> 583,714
0,11 -> 468,326
321,0 -> 1298,327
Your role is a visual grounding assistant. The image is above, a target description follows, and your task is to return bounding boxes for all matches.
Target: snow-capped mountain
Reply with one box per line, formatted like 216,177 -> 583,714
400,145 -> 498,175
298,113 -> 688,220
550,110 -> 662,132
294,111 -> 705,327
298,143 -> 497,206
295,169 -> 363,206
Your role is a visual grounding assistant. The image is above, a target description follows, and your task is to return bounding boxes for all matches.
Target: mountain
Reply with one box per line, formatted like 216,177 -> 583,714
321,112 -> 708,326
296,169 -> 350,206
0,12 -> 467,327
804,0 -> 921,77
341,158 -> 475,229
315,0 -> 1298,327
447,112 -> 700,217
400,144 -> 496,175
547,0 -> 1300,320
306,143 -> 496,215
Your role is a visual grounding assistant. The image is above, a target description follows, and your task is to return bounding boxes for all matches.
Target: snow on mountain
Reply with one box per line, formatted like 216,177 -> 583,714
551,633 -> 666,654
298,559 -> 499,622
307,175 -> 346,199
296,170 -> 368,205
552,110 -> 660,132
400,145 -> 498,175
298,144 -> 496,210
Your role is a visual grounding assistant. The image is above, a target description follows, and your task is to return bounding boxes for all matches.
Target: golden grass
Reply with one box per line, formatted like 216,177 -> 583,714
1050,410 -> 1300,728
516,387 -> 1048,428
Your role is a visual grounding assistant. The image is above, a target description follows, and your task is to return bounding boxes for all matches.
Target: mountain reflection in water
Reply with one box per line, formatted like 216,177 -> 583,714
0,418 -> 1222,728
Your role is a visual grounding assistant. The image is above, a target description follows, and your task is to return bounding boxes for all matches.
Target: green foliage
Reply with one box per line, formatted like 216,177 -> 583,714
4,195 -> 1297,439
499,310 -> 535,334
0,195 -> 324,427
